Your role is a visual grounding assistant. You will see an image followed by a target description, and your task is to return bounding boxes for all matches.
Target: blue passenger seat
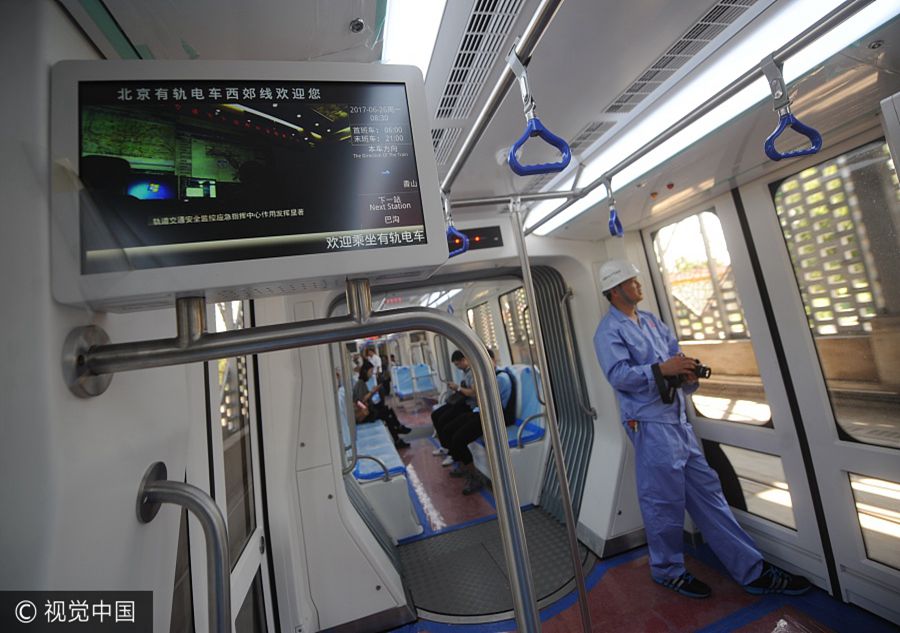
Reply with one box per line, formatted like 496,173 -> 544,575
353,422 -> 407,481
475,364 -> 546,448
393,365 -> 414,398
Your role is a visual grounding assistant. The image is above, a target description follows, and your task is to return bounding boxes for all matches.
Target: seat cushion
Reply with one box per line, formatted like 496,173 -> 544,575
475,418 -> 545,448
353,421 -> 407,481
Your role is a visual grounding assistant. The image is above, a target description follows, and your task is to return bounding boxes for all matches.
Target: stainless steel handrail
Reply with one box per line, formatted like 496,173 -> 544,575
560,290 -> 597,419
509,202 -> 591,632
355,455 -> 392,482
341,347 -> 358,475
516,412 -> 546,448
137,462 -> 230,633
68,280 -> 541,632
522,306 -> 546,407
441,0 -> 567,195
448,0 -> 875,224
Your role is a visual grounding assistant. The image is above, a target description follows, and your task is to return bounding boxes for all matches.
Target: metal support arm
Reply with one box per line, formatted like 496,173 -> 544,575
137,462 -> 230,633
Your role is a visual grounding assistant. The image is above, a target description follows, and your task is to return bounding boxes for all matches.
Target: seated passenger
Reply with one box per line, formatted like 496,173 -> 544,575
431,350 -> 475,460
439,349 -> 516,495
353,360 -> 411,448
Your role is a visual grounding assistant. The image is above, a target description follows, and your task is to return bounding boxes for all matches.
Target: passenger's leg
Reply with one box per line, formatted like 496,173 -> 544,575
631,422 -> 690,582
682,423 -> 763,585
448,413 -> 485,494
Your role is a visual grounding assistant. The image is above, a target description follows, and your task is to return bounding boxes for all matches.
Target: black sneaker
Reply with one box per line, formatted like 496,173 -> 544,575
653,572 -> 711,598
744,562 -> 811,595
394,439 -> 410,449
398,425 -> 413,434
462,473 -> 483,495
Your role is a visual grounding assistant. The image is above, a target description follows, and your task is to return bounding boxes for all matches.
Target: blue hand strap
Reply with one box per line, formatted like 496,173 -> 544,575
764,112 -> 823,161
608,205 -> 623,237
508,117 -> 572,176
447,225 -> 469,257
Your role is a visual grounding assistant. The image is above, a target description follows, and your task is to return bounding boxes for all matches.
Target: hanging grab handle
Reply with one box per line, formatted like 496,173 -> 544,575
444,196 -> 469,257
506,43 -> 571,177
764,112 -> 823,161
508,118 -> 572,176
761,54 -> 822,162
447,225 -> 470,257
605,179 -> 623,237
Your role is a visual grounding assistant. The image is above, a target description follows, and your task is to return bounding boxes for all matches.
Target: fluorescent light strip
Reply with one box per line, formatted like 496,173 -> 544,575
432,288 -> 462,307
382,0 -> 448,79
531,0 -> 900,236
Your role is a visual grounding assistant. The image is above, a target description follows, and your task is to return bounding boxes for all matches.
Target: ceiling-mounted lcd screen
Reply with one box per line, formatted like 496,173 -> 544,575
79,80 -> 426,273
51,61 -> 447,311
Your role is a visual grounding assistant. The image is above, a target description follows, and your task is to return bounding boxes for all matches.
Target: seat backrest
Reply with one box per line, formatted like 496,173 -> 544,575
413,363 -> 435,392
509,364 -> 543,425
393,365 -> 414,394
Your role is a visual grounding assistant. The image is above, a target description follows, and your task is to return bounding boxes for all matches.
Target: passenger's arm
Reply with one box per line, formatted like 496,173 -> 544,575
596,333 -> 658,395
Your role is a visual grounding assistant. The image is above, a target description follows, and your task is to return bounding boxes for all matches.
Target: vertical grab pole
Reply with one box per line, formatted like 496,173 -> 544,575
509,199 -> 592,632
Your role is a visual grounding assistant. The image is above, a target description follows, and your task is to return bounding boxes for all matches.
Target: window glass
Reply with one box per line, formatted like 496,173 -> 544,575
212,301 -> 257,567
235,570 -> 268,633
499,288 -> 534,365
652,211 -> 772,425
773,142 -> 900,449
466,302 -> 499,352
169,508 -> 195,633
706,442 -> 796,529
848,473 -> 900,571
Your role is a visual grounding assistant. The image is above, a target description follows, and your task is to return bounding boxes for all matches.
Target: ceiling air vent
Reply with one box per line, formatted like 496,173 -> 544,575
432,127 -> 464,165
604,0 -> 758,114
436,0 -> 526,120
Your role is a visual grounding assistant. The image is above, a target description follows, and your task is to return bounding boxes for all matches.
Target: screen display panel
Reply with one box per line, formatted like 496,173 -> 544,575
78,80 -> 426,273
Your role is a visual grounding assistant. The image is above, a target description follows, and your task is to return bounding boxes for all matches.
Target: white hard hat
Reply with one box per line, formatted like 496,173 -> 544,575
599,259 -> 641,292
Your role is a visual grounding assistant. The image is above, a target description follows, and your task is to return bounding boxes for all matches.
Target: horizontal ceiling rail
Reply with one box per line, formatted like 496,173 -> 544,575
447,0 -> 876,233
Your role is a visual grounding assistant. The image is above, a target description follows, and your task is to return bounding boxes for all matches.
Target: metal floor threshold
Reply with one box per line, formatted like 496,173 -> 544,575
397,506 -> 593,624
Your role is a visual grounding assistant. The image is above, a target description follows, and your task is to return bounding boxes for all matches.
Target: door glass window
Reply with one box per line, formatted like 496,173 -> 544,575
652,211 -> 772,425
499,288 -> 534,365
772,141 -> 900,449
212,301 -> 258,567
169,508 -> 195,633
849,473 -> 900,570
705,442 -> 796,529
235,570 -> 268,633
466,302 -> 499,352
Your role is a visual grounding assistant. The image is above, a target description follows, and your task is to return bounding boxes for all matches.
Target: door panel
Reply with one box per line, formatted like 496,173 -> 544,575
739,132 -> 900,623
643,195 -> 832,589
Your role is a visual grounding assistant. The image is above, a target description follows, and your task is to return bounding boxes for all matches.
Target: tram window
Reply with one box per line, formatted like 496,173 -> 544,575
499,288 -> 534,365
848,473 -> 900,571
466,301 -> 499,352
212,301 -> 258,567
169,508 -> 195,633
652,211 -> 772,425
235,570 -> 268,633
772,141 -> 900,450
705,442 -> 797,529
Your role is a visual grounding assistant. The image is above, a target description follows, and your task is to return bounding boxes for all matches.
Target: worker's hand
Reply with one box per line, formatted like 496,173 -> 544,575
448,382 -> 459,391
658,355 -> 698,377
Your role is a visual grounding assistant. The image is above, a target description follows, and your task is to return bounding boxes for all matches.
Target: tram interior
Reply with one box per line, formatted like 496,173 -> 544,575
3,1 -> 900,632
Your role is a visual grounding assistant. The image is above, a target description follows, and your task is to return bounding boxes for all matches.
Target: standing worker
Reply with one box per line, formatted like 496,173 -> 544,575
594,259 -> 810,599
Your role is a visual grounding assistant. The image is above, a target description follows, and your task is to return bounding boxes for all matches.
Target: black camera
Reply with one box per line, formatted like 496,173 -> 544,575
652,359 -> 711,403
692,361 -> 712,379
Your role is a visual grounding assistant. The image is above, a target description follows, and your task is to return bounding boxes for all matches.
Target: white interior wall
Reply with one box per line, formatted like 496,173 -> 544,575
0,4 -> 200,632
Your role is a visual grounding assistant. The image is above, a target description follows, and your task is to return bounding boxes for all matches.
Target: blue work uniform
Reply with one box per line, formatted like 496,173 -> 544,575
594,306 -> 763,584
